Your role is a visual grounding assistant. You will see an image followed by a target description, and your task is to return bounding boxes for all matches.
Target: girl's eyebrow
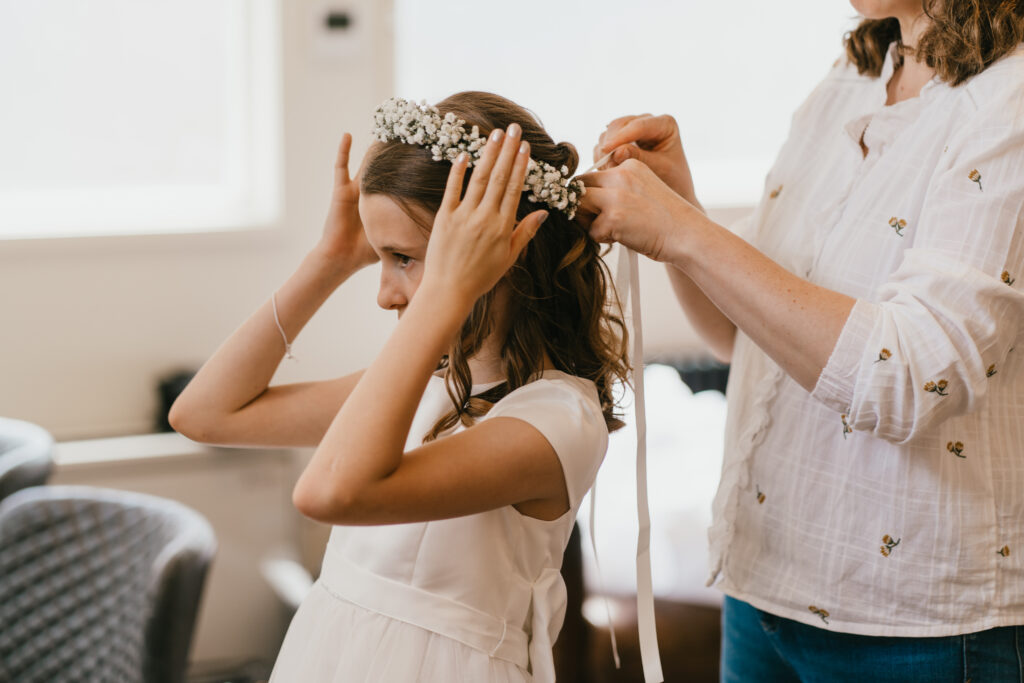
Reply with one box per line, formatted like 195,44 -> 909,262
380,244 -> 420,254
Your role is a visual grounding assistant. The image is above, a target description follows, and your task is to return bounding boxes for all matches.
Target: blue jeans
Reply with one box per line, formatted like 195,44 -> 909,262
720,596 -> 1024,683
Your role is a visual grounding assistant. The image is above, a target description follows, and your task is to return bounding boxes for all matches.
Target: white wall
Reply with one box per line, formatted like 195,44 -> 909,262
0,0 -> 397,440
0,0 -> 729,442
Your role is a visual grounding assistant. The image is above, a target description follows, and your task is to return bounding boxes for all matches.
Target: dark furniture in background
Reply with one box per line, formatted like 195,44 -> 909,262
554,358 -> 729,682
0,485 -> 217,683
0,417 -> 54,501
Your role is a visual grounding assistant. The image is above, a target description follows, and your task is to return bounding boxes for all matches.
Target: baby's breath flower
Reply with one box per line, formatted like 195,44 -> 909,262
372,96 -> 584,219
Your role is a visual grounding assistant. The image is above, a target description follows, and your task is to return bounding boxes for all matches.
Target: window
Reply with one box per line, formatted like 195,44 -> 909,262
395,1 -> 859,207
0,0 -> 280,239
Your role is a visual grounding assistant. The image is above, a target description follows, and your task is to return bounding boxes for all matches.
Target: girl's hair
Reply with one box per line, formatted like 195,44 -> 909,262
361,91 -> 629,439
844,0 -> 1024,86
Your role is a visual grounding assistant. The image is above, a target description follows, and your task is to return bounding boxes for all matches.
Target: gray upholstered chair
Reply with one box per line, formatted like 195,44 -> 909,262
0,417 -> 55,501
0,485 -> 217,683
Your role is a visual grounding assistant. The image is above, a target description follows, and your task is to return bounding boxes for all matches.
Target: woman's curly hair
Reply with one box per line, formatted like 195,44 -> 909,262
845,0 -> 1024,85
361,91 -> 630,440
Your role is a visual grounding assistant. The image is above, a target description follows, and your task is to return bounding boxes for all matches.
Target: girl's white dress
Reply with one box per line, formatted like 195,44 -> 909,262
269,370 -> 608,682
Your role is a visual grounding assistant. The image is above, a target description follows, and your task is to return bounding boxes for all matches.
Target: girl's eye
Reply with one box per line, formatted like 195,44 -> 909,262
395,253 -> 412,268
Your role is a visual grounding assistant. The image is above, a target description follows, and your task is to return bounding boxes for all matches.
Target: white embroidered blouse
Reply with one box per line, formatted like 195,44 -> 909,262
709,42 -> 1024,636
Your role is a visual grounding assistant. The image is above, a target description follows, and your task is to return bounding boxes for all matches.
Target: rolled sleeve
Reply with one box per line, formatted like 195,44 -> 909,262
811,94 -> 1024,444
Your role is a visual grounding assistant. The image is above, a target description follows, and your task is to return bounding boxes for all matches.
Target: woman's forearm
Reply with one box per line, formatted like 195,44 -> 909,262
668,214 -> 854,391
169,246 -> 360,431
664,263 -> 737,363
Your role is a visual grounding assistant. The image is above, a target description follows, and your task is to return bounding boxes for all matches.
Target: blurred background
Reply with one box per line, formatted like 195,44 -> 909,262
0,1 -> 858,681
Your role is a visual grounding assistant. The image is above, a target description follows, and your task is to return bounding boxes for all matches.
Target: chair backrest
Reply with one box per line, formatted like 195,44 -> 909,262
0,485 -> 217,683
0,418 -> 54,501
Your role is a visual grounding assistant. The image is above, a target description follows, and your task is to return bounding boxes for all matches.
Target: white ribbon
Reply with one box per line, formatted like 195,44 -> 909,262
614,245 -> 664,683
528,567 -> 568,683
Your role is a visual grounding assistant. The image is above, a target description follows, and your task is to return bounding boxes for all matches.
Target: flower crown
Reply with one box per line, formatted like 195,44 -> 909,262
372,97 -> 585,220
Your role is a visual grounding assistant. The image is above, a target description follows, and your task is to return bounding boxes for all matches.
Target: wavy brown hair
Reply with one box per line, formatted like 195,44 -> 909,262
361,91 -> 630,439
845,0 -> 1024,86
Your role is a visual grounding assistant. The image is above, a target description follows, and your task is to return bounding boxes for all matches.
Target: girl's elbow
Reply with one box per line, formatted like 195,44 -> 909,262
168,401 -> 208,442
292,478 -> 360,524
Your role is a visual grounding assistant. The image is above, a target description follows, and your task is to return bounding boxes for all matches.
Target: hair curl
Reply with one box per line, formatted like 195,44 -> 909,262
361,91 -> 630,439
845,0 -> 1024,86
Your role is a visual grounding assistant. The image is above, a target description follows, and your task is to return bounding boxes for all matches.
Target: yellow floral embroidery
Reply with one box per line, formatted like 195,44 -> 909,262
875,348 -> 892,363
1003,270 -> 1016,286
841,413 -> 853,439
969,169 -> 983,191
756,485 -> 766,505
769,185 -> 783,199
987,364 -> 997,378
808,605 -> 830,624
880,534 -> 901,557
888,216 -> 907,237
946,441 -> 965,458
998,545 -> 1010,557
924,379 -> 949,396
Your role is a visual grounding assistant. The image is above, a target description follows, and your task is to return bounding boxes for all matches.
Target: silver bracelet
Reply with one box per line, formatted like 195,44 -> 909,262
271,292 -> 296,360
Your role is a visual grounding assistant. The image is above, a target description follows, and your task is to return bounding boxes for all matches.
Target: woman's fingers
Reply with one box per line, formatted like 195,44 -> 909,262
601,114 -> 674,153
334,133 -> 353,186
481,124 -> 523,213
499,139 -> 531,220
440,152 -> 470,212
462,128 -> 505,207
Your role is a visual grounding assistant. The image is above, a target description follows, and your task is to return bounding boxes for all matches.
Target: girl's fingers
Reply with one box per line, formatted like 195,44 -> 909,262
481,124 -> 523,212
440,152 -> 470,212
510,210 -> 548,257
498,139 -> 531,220
334,133 -> 352,185
462,128 -> 505,207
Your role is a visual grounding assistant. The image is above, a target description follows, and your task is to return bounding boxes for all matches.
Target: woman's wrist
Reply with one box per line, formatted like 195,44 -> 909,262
663,205 -> 722,271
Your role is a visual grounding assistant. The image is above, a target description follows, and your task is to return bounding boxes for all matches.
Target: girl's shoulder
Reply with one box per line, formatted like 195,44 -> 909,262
486,371 -> 609,510
492,371 -> 603,421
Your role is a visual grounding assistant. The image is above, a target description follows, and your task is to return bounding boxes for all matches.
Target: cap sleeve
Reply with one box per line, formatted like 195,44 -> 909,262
485,377 -> 609,511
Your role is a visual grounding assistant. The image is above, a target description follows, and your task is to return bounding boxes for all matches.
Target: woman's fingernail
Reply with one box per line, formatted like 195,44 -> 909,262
509,123 -> 521,137
457,151 -> 469,163
490,128 -> 504,142
540,211 -> 550,222
519,141 -> 529,154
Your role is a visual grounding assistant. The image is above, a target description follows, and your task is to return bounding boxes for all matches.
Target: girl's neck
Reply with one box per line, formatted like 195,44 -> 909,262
464,335 -> 557,386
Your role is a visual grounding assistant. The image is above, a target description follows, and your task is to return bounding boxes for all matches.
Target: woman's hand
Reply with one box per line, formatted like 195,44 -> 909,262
317,133 -> 379,270
594,114 -> 702,211
578,158 -> 706,263
420,124 -> 549,310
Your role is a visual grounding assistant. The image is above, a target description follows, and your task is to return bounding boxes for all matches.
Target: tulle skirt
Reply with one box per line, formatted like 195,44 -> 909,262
269,581 -> 532,683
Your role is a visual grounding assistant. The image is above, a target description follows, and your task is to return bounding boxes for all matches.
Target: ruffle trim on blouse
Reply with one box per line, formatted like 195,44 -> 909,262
708,346 -> 787,584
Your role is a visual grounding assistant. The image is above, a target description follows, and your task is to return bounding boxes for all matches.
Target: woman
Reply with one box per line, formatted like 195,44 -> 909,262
580,1 -> 1024,680
170,92 -> 628,681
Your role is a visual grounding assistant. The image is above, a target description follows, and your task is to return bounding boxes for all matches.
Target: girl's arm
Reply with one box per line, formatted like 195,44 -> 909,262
293,125 -> 564,525
170,134 -> 377,447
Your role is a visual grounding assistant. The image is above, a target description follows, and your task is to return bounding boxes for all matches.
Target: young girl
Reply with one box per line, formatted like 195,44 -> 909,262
169,91 -> 629,682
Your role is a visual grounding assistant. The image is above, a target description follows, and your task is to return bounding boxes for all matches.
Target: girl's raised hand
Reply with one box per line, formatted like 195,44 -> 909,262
421,123 -> 549,309
318,133 -> 379,270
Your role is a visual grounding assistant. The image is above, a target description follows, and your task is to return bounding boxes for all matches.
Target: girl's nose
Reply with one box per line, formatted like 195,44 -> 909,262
377,271 -> 408,311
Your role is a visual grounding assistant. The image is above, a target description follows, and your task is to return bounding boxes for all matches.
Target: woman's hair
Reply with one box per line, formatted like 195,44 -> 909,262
361,91 -> 630,438
844,0 -> 1024,86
